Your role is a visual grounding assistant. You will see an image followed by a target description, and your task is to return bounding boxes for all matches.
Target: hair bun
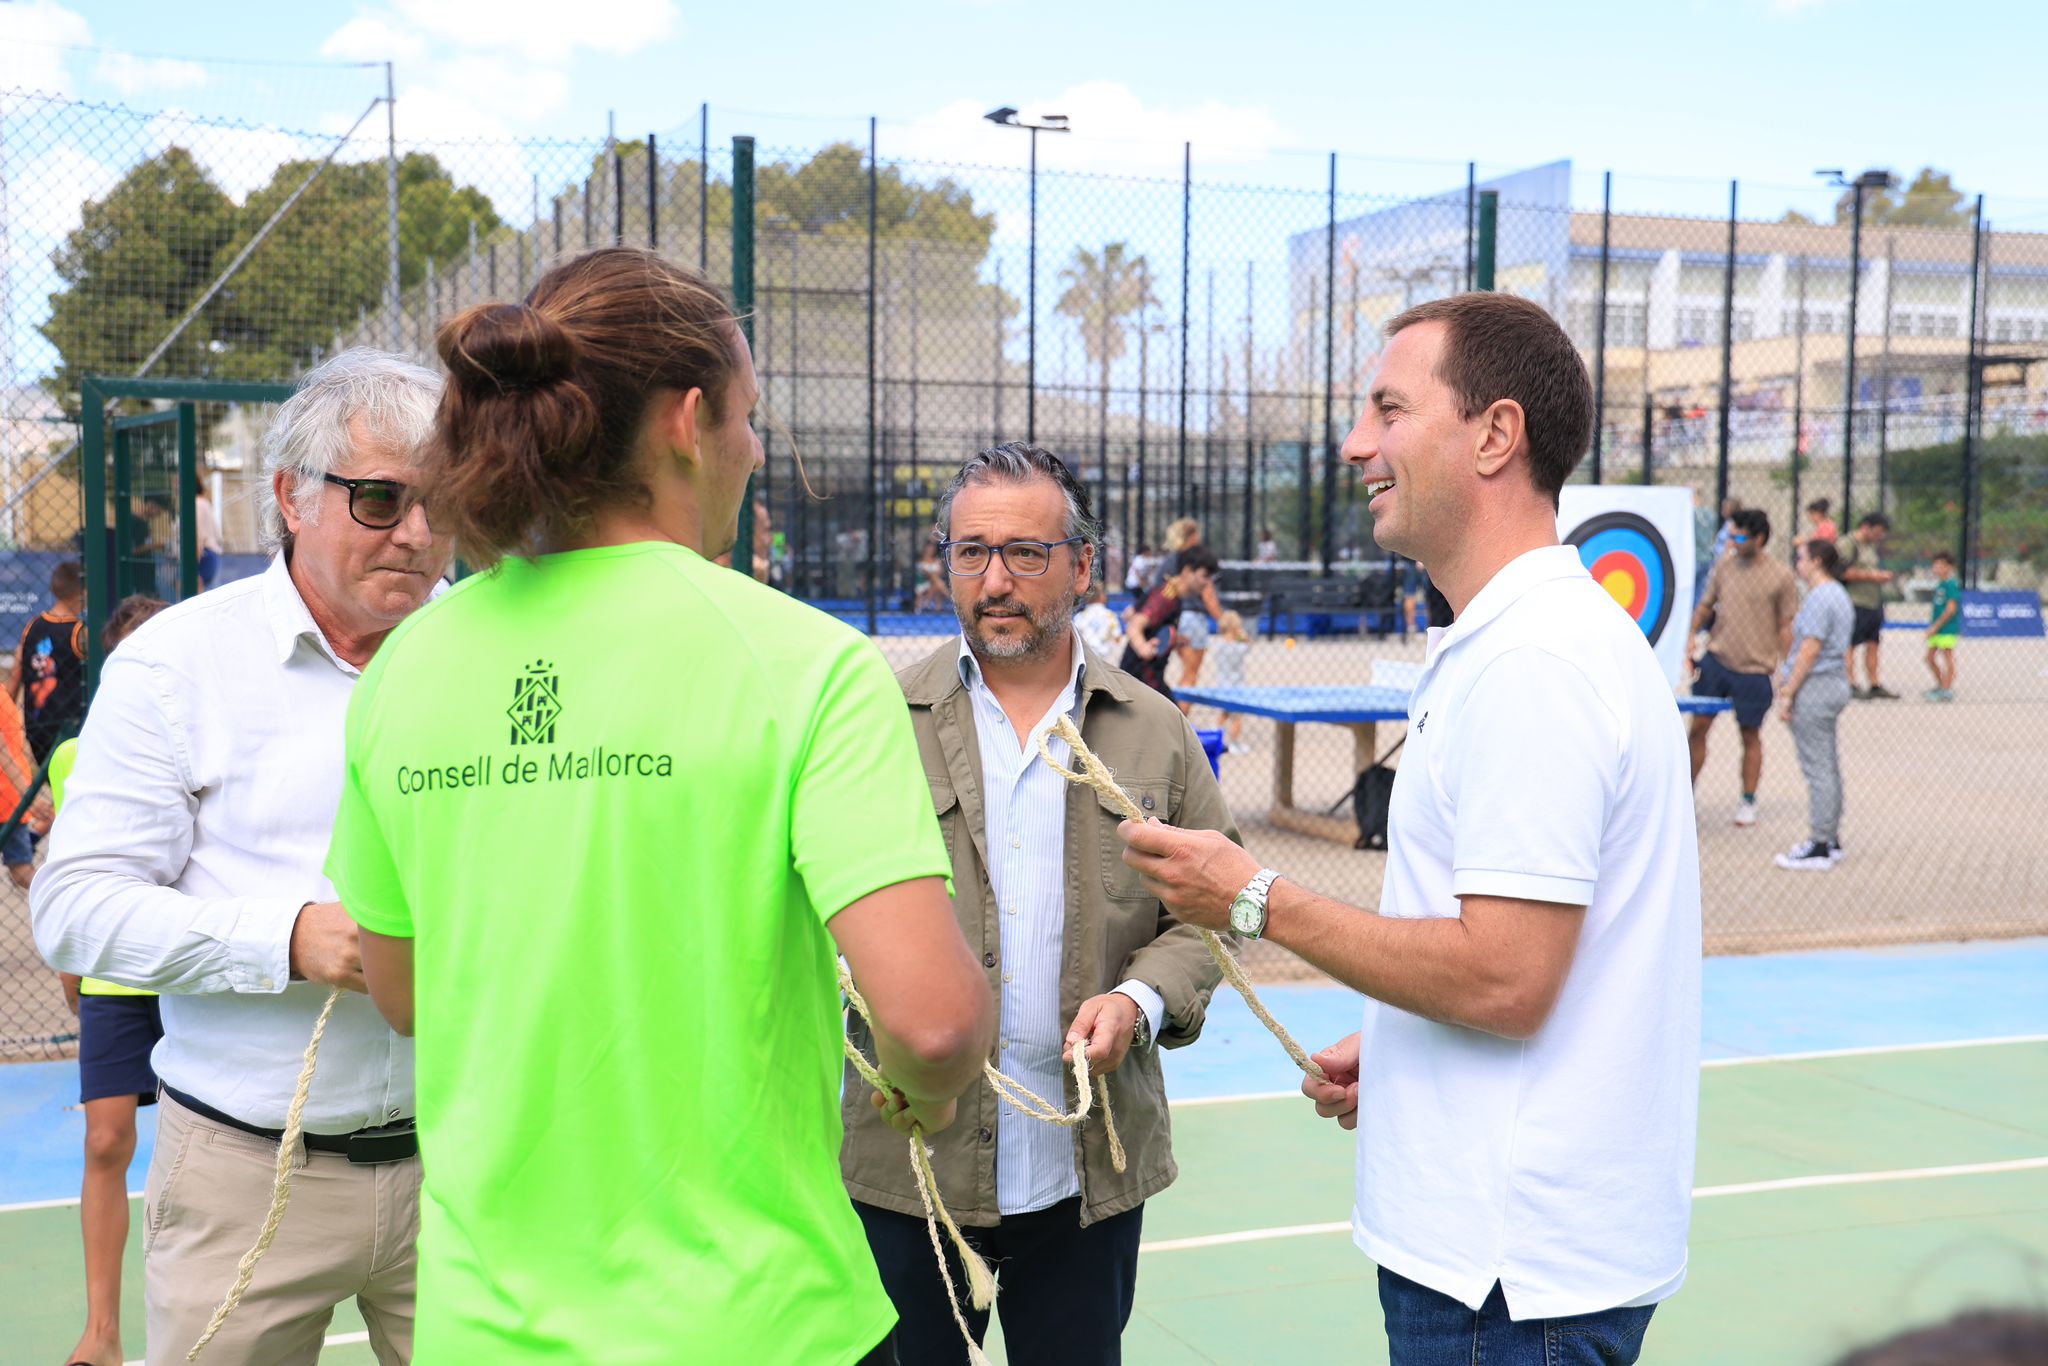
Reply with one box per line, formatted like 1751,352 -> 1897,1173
439,302 -> 578,395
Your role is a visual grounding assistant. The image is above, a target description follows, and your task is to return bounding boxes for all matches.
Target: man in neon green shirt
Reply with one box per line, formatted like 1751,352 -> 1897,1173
331,249 -> 994,1363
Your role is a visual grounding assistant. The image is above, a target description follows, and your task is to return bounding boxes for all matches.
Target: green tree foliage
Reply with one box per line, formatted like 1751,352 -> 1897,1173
1886,431 -> 2048,571
1834,168 -> 1975,228
756,143 -> 994,252
40,148 -> 238,411
40,147 -> 500,404
213,152 -> 499,381
1054,242 -> 1161,392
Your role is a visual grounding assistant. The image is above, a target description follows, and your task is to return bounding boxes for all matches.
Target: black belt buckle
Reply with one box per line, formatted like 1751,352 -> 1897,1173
345,1122 -> 418,1166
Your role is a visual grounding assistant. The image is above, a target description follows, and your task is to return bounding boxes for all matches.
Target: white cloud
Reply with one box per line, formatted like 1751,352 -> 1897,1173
145,110 -> 309,204
0,0 -> 92,98
430,54 -> 571,126
1767,0 -> 1835,10
321,13 -> 429,64
7,143 -> 119,244
94,52 -> 209,97
329,0 -> 678,64
892,82 -> 1285,180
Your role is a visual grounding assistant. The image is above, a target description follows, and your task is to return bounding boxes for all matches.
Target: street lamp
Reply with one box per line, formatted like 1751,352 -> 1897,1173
985,105 -> 1071,443
1816,167 -> 1897,523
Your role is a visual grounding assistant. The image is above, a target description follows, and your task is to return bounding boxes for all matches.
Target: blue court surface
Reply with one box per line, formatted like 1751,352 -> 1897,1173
5,937 -> 2045,1365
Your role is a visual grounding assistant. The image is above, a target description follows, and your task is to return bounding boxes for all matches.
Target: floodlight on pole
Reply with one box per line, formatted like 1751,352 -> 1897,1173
985,105 -> 1072,442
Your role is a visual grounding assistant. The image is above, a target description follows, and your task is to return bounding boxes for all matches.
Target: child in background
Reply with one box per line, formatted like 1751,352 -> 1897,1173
1209,610 -> 1252,751
1923,550 -> 1962,702
1075,579 -> 1123,662
52,592 -> 168,1366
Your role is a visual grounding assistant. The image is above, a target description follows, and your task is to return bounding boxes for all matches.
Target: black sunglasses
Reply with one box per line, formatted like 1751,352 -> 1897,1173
323,474 -> 422,531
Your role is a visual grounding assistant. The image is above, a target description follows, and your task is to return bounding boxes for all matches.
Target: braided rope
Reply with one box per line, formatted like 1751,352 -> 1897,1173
1038,714 -> 1327,1084
186,985 -> 345,1360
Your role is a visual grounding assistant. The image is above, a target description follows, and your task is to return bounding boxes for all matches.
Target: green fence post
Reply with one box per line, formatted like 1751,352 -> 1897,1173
178,402 -> 200,599
731,134 -> 756,579
112,424 -> 134,600
1476,190 -> 1498,291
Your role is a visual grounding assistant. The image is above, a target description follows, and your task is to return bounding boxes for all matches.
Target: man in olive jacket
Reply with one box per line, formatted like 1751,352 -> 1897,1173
842,443 -> 1237,1365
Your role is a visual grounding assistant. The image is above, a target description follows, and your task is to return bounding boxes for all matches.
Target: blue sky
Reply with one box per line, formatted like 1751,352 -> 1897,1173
4,0 -> 2045,392
8,0 -> 2048,223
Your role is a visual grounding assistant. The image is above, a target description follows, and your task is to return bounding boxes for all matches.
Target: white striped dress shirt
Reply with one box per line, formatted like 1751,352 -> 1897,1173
956,632 -> 1164,1215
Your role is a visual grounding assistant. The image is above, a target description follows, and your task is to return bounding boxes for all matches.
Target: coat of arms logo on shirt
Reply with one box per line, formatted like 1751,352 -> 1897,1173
508,660 -> 562,745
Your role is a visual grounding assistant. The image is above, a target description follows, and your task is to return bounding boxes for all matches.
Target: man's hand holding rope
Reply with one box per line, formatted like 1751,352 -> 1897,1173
1115,819 -> 1262,934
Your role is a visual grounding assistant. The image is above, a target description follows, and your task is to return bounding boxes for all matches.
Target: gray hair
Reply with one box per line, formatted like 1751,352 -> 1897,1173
934,441 -> 1104,563
259,348 -> 443,551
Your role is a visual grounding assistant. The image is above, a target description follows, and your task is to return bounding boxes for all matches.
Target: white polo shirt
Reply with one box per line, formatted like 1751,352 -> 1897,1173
1353,544 -> 1701,1319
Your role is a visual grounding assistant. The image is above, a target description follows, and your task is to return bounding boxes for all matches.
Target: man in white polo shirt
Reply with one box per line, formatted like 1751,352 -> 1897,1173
1120,292 -> 1700,1365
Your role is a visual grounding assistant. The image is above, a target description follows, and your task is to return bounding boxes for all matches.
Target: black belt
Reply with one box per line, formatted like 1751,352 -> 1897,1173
163,1085 -> 418,1165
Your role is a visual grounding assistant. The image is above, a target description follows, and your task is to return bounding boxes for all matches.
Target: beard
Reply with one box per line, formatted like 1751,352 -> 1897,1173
957,591 -> 1076,662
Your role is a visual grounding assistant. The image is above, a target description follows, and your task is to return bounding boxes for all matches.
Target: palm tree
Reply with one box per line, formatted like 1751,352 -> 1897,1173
1056,244 -> 1162,528
1055,243 -> 1161,395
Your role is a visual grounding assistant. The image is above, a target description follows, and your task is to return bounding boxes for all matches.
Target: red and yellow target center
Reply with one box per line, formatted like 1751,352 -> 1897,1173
1591,551 -> 1646,614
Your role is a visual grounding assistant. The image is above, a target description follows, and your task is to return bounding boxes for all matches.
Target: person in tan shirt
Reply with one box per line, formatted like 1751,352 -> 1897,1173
1686,507 -> 1799,826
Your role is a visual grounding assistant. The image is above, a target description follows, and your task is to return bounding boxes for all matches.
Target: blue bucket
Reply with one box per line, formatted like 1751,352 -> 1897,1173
1195,727 -> 1227,778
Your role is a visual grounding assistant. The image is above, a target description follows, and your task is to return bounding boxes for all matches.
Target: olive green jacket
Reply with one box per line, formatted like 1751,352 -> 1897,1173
840,638 -> 1238,1228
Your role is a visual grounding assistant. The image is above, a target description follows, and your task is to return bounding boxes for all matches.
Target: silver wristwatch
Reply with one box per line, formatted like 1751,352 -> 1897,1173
1229,868 -> 1282,939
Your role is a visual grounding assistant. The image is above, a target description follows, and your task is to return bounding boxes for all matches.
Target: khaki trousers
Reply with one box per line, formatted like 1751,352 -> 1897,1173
143,1091 -> 420,1365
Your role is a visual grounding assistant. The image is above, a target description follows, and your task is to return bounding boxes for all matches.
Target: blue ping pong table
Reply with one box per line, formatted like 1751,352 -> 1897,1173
1174,684 -> 1732,844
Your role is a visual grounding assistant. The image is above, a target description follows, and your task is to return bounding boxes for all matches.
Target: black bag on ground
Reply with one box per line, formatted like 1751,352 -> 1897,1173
1353,737 -> 1404,851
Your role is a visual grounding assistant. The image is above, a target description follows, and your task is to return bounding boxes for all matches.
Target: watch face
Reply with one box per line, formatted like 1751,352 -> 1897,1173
1229,894 -> 1261,936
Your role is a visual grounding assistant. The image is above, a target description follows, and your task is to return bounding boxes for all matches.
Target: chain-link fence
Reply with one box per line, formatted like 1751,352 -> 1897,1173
4,89 -> 2046,1051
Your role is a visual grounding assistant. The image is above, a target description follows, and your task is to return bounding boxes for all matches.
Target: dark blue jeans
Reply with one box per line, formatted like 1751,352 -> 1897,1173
856,1197 -> 1143,1366
1378,1267 -> 1656,1366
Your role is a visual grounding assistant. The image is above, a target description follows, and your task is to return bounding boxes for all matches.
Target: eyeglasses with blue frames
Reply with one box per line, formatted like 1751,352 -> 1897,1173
939,537 -> 1086,577
323,474 -> 423,531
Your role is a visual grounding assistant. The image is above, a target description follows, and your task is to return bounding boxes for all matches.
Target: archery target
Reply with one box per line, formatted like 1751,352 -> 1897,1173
1569,512 -> 1675,643
1558,487 -> 1695,688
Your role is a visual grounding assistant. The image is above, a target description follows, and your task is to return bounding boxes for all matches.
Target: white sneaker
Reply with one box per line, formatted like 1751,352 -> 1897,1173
1732,801 -> 1758,828
1774,840 -> 1838,871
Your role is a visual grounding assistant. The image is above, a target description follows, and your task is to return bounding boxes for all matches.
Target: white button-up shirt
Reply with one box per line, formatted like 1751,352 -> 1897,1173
956,631 -> 1164,1216
1354,545 -> 1701,1319
33,555 -> 414,1133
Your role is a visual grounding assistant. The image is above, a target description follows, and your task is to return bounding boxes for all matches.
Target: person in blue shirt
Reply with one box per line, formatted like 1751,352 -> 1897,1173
1923,550 -> 1962,702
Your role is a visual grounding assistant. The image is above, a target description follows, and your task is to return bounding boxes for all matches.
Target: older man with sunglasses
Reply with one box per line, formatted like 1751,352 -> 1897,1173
842,442 -> 1237,1365
35,350 -> 447,1364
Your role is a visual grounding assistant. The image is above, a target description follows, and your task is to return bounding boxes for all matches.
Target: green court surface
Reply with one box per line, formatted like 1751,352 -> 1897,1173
6,1041 -> 2043,1363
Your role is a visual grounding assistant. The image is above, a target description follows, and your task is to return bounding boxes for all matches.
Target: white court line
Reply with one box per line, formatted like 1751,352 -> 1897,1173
1139,1155 -> 2048,1254
1169,1034 -> 2048,1110
7,1039 -> 2045,1217
1701,1033 -> 2048,1067
125,1332 -> 365,1365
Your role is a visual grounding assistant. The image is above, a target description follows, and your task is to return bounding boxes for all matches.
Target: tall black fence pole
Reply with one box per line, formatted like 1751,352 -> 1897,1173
1959,197 -> 1985,587
1243,260 -> 1255,561
1178,142 -> 1192,518
698,103 -> 709,271
613,141 -> 625,245
1321,151 -> 1338,575
1877,236 -> 1894,513
1790,254 -> 1808,563
1714,180 -> 1738,510
646,133 -> 658,249
1476,191 -> 1498,291
1026,125 -> 1039,443
1464,162 -> 1476,290
1591,171 -> 1611,483
865,116 -> 879,634
1842,180 -> 1866,525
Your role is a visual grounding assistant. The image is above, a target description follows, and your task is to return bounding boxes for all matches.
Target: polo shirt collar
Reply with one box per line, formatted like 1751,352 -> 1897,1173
261,552 -> 359,674
1426,544 -> 1589,663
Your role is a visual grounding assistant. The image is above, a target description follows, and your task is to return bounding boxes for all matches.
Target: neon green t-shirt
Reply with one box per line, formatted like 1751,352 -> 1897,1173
49,739 -> 152,999
327,542 -> 951,1365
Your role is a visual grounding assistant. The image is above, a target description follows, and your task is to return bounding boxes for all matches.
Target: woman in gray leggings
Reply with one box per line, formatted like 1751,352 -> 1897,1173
1776,539 -> 1854,870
